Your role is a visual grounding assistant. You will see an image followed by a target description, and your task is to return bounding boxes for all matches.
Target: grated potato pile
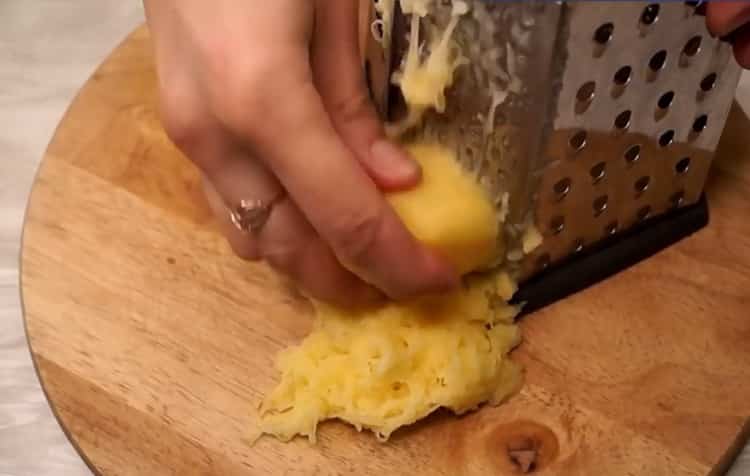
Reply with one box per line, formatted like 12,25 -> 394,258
256,0 -> 533,443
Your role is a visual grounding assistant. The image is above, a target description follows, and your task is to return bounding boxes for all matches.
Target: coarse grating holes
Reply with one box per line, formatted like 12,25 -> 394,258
593,195 -> 609,217
594,23 -> 614,45
614,110 -> 632,130
572,238 -> 585,253
692,114 -> 708,133
576,81 -> 596,113
670,189 -> 686,208
634,176 -> 651,196
614,66 -> 632,85
569,130 -> 587,152
612,66 -> 632,98
700,73 -> 717,92
689,0 -> 707,16
683,36 -> 702,57
536,253 -> 551,271
641,4 -> 660,26
637,205 -> 652,221
655,91 -> 674,121
553,177 -> 571,200
659,130 -> 675,147
605,221 -> 618,236
696,4 -> 707,16
576,81 -> 596,102
649,50 -> 668,72
624,144 -> 641,164
590,162 -> 606,183
675,157 -> 691,174
658,91 -> 675,109
549,216 -> 565,234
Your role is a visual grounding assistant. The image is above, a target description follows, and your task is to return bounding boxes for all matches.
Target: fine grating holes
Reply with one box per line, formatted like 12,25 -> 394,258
641,4 -> 660,25
605,221 -> 618,236
693,114 -> 708,133
572,239 -> 584,254
634,176 -> 651,195
658,91 -> 675,109
624,144 -> 641,163
536,253 -> 551,271
594,23 -> 614,45
659,130 -> 675,147
569,130 -> 587,152
700,73 -> 718,92
550,216 -> 565,234
649,50 -> 668,72
683,36 -> 702,57
670,190 -> 686,208
593,195 -> 609,217
590,162 -> 606,183
637,205 -> 652,221
676,157 -> 691,174
553,177 -> 571,200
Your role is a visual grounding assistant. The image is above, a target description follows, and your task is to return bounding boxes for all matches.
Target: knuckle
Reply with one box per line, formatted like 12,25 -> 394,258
207,55 -> 282,130
328,207 -> 384,266
158,80 -> 208,156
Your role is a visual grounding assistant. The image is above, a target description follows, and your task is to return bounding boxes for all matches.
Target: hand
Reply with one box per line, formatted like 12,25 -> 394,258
143,0 -> 458,306
706,2 -> 750,68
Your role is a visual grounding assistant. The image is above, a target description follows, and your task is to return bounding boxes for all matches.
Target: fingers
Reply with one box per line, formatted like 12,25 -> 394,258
732,25 -> 750,68
201,153 -> 382,307
707,2 -> 750,39
706,3 -> 750,68
227,71 -> 458,299
311,0 -> 420,192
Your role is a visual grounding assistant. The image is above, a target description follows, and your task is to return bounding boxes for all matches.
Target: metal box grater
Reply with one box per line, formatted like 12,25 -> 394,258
364,0 -> 741,307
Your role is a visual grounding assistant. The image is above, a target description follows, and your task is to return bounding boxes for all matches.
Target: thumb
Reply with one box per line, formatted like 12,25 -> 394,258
311,0 -> 420,192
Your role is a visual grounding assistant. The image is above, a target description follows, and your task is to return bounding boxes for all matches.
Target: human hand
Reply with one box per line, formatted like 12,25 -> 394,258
706,2 -> 750,68
143,0 -> 458,306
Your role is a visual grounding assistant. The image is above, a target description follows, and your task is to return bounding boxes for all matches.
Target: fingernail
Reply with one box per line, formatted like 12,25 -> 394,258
370,140 -> 421,183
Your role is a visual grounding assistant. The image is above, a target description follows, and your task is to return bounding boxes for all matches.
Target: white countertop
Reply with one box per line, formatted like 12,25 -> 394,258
0,2 -> 747,475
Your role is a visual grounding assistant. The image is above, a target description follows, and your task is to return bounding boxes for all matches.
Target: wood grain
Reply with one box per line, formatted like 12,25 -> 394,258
19,26 -> 750,476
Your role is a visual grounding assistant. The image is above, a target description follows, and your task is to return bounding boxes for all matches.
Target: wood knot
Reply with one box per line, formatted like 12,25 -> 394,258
487,420 -> 559,474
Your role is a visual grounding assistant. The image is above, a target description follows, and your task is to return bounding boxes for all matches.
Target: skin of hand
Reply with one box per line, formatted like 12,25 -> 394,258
706,2 -> 750,68
143,0 -> 459,306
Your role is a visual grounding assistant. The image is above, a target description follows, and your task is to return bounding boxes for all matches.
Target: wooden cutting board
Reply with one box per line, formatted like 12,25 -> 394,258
20,26 -> 750,476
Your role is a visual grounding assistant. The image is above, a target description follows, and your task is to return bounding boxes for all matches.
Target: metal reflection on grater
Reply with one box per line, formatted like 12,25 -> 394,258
375,1 -> 740,283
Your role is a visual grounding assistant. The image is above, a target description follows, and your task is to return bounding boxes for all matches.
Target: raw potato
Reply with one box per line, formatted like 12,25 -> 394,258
389,143 -> 501,274
257,0 -> 526,443
258,144 -> 522,442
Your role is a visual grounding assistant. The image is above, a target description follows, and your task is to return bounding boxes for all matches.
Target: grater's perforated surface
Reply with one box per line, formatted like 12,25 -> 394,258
368,1 -> 742,282
526,2 -> 741,277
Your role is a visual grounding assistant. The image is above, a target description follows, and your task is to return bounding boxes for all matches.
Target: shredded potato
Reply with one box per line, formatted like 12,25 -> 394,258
256,0 -> 528,443
259,273 -> 522,442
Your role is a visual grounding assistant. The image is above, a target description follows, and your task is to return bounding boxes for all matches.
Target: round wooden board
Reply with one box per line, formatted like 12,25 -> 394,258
20,26 -> 750,476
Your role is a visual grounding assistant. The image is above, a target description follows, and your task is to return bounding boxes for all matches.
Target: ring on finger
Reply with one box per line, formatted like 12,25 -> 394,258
228,192 -> 286,234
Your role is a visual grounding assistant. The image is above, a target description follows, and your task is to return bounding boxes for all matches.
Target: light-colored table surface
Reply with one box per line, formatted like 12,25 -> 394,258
0,2 -> 747,475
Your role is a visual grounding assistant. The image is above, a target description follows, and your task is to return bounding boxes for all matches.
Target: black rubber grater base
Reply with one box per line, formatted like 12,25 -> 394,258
512,194 -> 709,316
